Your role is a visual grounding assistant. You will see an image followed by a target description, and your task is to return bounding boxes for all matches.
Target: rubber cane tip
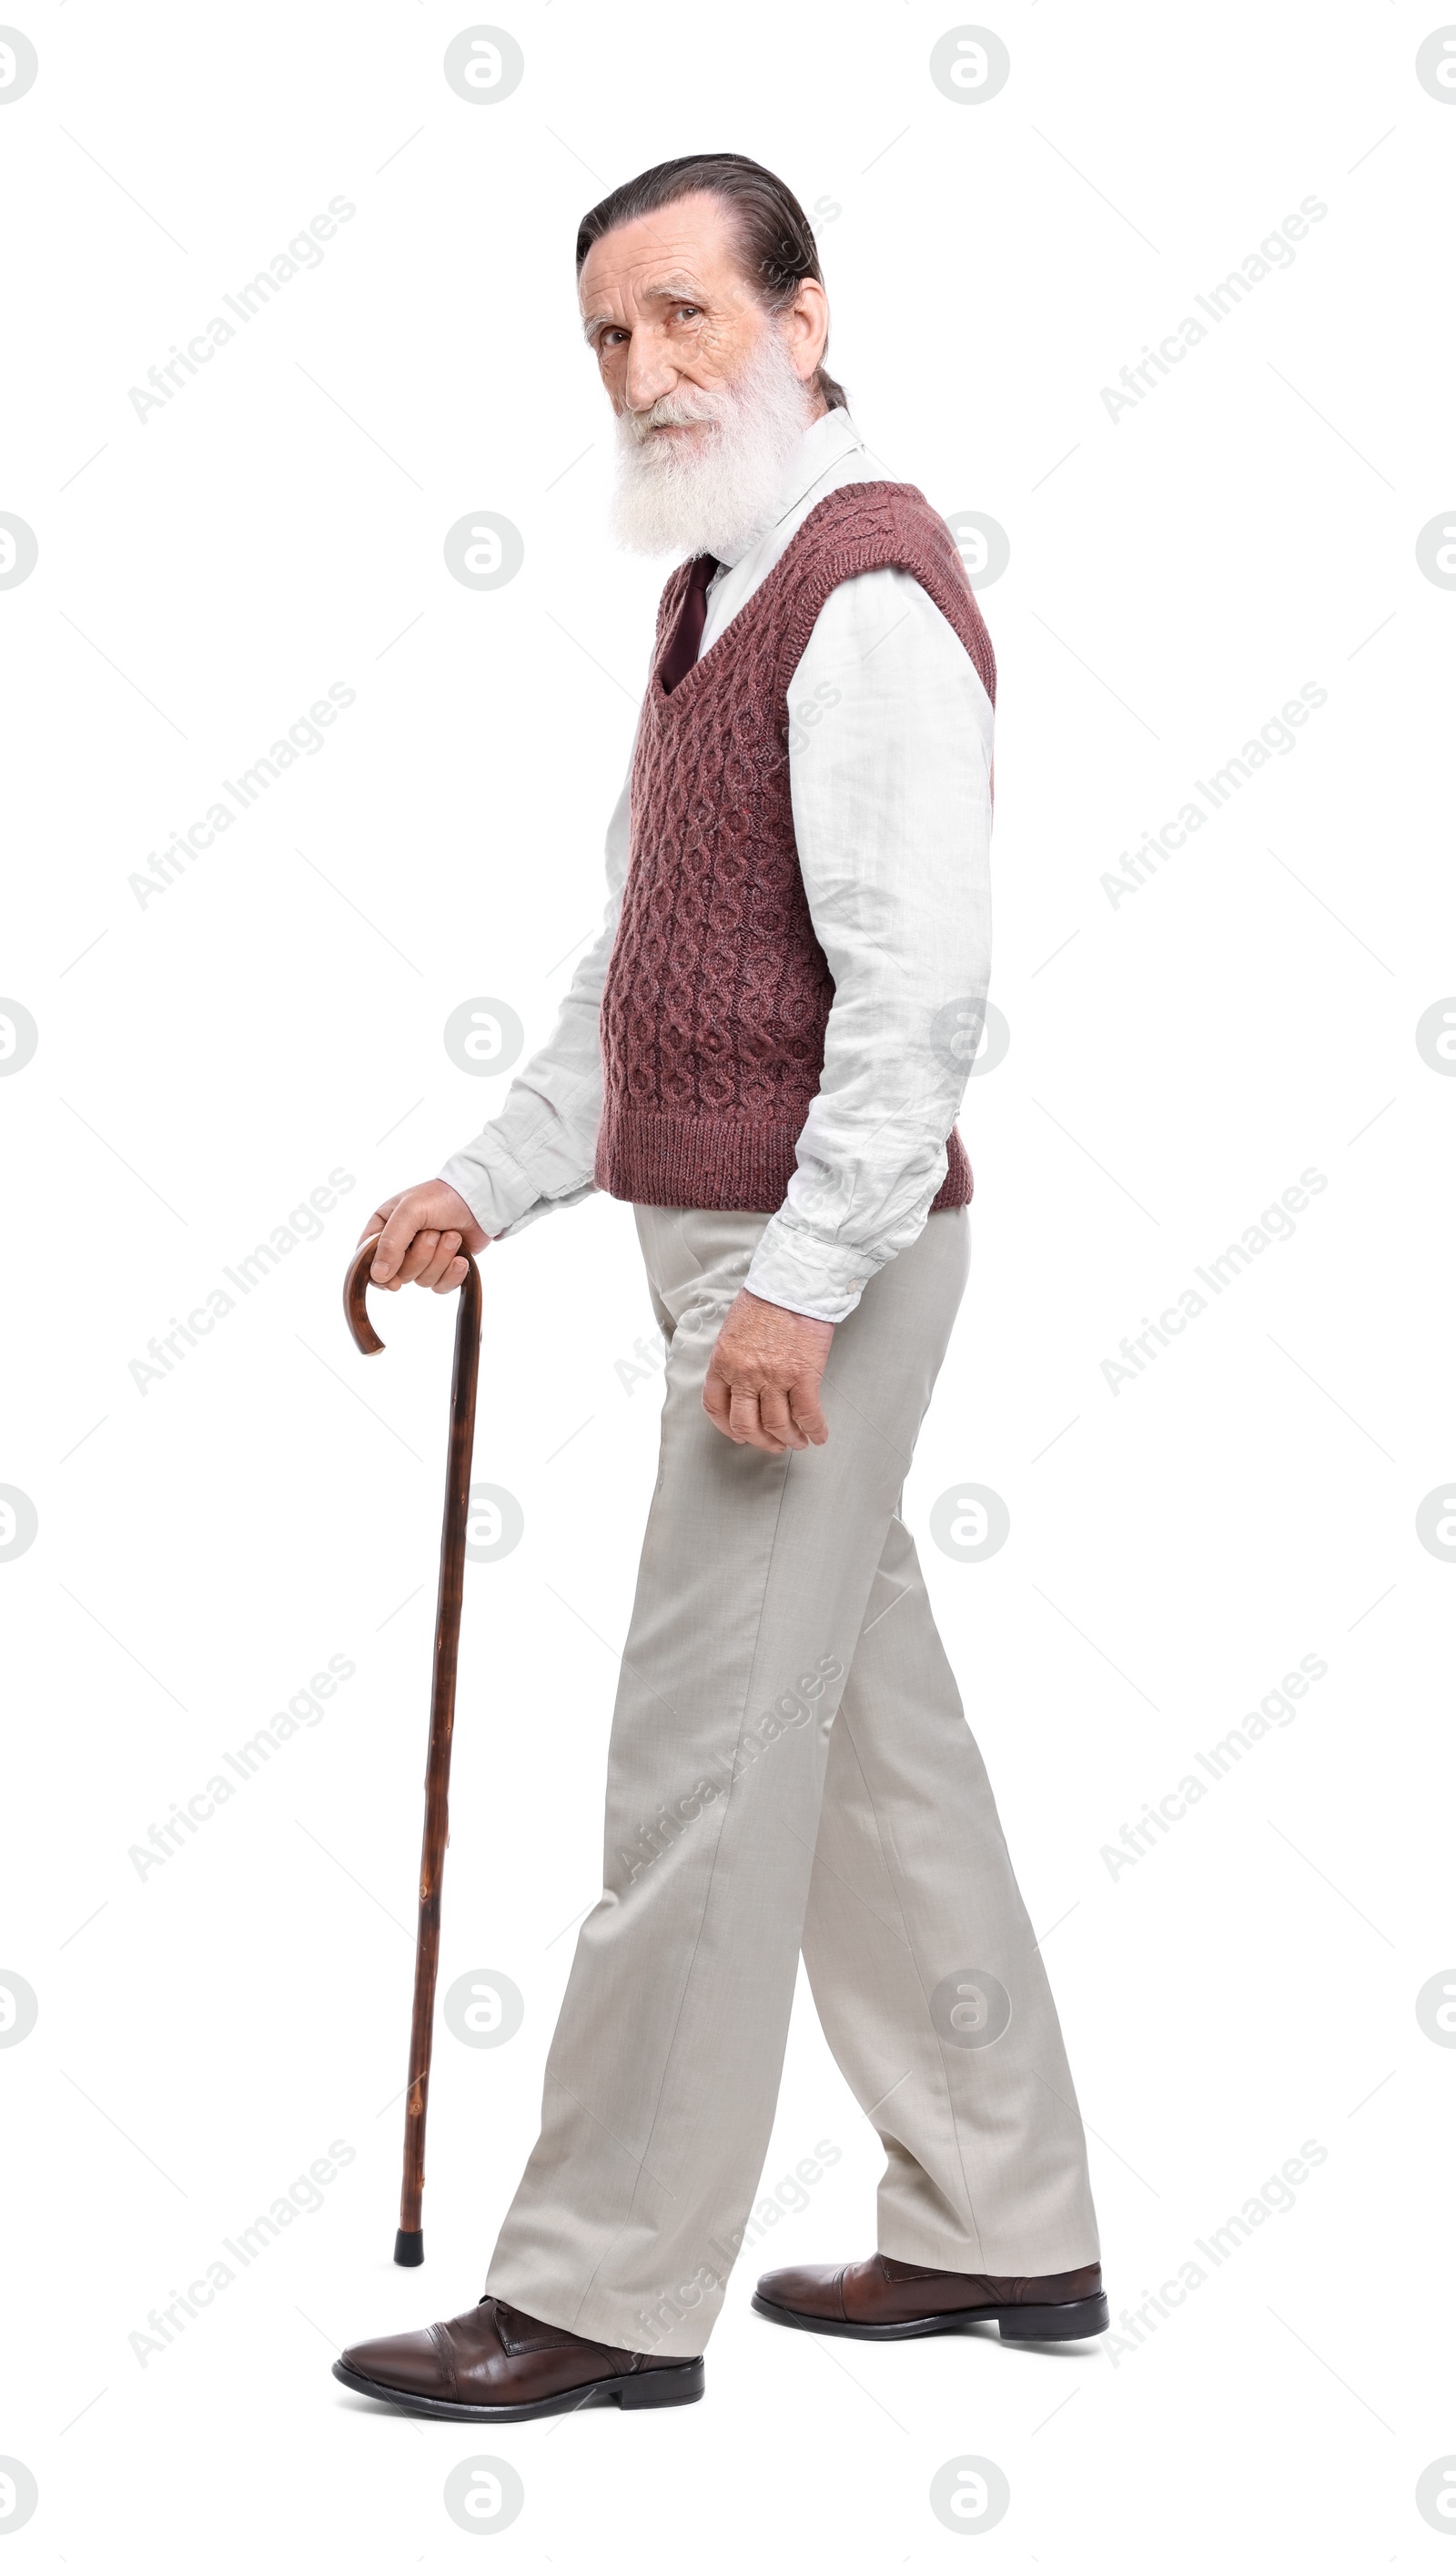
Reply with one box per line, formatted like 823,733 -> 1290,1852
394,2227 -> 424,2267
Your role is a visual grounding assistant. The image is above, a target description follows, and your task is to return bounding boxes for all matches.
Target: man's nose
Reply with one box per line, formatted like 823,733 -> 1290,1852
622,333 -> 679,416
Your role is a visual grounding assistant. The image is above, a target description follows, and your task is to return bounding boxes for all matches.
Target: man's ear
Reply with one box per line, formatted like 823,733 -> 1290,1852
786,278 -> 830,384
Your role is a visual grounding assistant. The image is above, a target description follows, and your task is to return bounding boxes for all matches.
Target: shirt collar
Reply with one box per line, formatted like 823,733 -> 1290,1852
711,407 -> 866,570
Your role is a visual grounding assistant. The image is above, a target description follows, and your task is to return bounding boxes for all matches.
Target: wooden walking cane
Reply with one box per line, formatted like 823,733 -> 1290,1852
343,1236 -> 482,2267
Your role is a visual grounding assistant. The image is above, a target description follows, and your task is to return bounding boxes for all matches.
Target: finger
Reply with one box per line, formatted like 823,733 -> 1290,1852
757,1386 -> 807,1452
370,1200 -> 424,1283
412,1232 -> 461,1290
390,1228 -> 443,1290
788,1382 -> 829,1446
743,1418 -> 787,1453
357,1209 -> 388,1249
703,1368 -> 734,1437
728,1386 -> 770,1449
703,1365 -> 732,1423
429,1254 -> 470,1295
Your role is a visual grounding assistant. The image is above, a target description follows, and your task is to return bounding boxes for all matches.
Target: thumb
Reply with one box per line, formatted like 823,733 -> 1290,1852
357,1194 -> 399,1246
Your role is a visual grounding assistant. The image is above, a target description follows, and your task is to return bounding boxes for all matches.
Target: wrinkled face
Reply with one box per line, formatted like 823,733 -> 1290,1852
580,192 -> 832,559
578,190 -> 828,443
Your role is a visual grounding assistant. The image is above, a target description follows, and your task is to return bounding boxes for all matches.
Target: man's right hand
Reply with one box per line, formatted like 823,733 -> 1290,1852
358,1180 -> 490,1293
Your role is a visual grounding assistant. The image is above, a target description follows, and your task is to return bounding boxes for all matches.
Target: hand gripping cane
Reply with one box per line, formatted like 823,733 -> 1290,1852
343,1237 -> 482,2265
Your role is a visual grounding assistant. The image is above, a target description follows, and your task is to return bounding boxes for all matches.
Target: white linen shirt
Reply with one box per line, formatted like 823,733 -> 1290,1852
440,405 -> 994,1322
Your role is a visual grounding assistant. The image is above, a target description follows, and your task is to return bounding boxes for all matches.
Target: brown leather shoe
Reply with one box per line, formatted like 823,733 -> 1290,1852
333,2294 -> 704,2421
753,2254 -> 1107,2343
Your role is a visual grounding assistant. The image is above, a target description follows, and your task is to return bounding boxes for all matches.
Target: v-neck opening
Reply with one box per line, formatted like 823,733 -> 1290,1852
648,484 -> 904,707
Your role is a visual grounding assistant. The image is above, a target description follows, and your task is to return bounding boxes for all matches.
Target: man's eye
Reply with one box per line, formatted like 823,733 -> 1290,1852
673,304 -> 701,322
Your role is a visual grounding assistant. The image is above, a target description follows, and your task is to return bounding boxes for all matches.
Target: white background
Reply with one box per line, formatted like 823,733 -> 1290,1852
3,2 -> 1454,2555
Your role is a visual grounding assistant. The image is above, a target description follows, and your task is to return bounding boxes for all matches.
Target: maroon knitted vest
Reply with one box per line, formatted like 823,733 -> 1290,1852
595,481 -> 996,1215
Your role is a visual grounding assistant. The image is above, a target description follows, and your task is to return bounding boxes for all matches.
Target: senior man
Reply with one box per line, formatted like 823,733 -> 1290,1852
335,152 -> 1105,2425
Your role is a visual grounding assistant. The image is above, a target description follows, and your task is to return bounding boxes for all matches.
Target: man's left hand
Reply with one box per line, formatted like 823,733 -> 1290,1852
703,1290 -> 834,1453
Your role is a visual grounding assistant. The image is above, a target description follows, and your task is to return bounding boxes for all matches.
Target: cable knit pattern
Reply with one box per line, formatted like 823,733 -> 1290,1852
595,481 -> 996,1214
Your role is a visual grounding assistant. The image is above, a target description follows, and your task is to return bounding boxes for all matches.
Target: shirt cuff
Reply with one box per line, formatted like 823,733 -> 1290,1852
438,1134 -> 559,1241
743,1220 -> 884,1324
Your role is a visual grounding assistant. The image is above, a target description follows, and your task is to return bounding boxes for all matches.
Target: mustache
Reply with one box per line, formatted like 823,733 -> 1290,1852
620,391 -> 725,445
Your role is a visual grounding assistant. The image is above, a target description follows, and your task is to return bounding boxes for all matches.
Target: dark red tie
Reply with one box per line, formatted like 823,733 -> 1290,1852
659,552 -> 719,694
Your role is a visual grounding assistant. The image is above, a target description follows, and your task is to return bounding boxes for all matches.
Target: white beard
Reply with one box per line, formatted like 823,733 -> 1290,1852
608,324 -> 815,561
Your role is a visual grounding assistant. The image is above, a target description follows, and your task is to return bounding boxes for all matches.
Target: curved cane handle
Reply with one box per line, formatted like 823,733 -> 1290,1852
343,1236 -> 389,1356
343,1234 -> 483,1357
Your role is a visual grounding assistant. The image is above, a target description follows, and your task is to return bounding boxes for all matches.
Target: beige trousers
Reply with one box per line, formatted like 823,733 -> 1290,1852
488,1204 -> 1099,2355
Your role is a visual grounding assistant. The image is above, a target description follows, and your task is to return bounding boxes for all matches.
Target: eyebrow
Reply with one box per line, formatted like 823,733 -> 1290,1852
580,274 -> 710,344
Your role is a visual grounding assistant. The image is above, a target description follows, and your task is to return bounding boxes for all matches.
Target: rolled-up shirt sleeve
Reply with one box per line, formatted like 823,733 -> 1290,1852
743,566 -> 994,1322
438,740 -> 634,1240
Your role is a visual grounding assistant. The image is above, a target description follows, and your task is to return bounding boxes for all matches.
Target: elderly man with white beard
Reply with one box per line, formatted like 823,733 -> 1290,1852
335,152 -> 1106,2425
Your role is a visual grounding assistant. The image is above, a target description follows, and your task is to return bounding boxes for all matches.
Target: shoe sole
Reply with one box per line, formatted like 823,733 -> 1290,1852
750,2289 -> 1109,2344
331,2354 -> 704,2421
